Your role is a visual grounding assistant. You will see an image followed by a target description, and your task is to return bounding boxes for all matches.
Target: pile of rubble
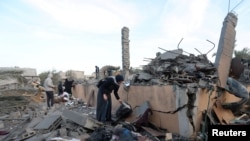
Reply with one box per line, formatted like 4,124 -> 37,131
1,89 -> 191,141
131,48 -> 216,85
1,48 -> 250,140
127,47 -> 250,139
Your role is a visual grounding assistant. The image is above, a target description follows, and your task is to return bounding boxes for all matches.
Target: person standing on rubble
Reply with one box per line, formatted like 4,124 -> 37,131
96,74 -> 124,122
95,66 -> 100,79
57,80 -> 64,96
44,73 -> 56,110
63,78 -> 74,98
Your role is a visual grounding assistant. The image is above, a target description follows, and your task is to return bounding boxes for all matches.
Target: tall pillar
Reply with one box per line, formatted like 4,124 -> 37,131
214,12 -> 238,88
121,27 -> 130,80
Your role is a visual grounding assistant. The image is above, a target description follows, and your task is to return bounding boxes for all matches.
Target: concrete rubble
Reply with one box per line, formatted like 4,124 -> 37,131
131,48 -> 216,86
0,89 -> 159,141
1,45 -> 249,140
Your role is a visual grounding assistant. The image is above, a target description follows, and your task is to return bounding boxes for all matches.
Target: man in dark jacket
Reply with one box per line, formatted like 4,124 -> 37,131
96,74 -> 124,122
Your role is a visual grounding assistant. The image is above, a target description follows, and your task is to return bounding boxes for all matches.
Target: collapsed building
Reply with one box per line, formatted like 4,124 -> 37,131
74,11 -> 250,140
0,11 -> 250,141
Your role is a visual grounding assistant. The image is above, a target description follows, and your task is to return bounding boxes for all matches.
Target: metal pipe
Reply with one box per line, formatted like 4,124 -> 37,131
195,48 -> 203,55
177,38 -> 183,49
205,39 -> 215,55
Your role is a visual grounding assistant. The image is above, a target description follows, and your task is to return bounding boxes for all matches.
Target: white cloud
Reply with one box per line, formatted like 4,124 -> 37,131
188,0 -> 209,29
160,0 -> 209,38
24,0 -> 141,34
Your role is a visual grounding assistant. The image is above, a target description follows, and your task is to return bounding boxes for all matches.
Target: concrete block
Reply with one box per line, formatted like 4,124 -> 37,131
21,131 -> 36,140
26,117 -> 43,128
34,114 -> 62,133
62,109 -> 102,130
77,126 -> 86,134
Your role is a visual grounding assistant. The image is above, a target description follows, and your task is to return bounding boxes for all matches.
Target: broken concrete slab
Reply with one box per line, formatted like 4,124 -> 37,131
62,109 -> 102,130
137,72 -> 153,81
34,114 -> 62,133
158,49 -> 183,60
20,130 -> 36,141
26,117 -> 43,129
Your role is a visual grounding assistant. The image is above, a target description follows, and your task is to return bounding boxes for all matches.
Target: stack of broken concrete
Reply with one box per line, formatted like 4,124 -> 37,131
132,49 -> 216,85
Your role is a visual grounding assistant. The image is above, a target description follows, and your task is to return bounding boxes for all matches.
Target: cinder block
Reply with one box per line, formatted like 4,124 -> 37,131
77,126 -> 86,134
34,115 -> 62,133
62,110 -> 102,130
21,131 -> 36,140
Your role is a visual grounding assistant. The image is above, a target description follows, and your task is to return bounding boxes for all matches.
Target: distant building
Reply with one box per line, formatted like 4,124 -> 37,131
58,70 -> 85,80
0,67 -> 38,90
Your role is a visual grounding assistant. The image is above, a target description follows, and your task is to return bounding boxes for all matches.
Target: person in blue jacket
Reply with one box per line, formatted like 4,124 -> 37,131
96,74 -> 124,122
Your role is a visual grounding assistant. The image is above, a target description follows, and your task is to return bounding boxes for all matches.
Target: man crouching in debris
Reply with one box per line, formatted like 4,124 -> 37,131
96,74 -> 124,122
43,73 -> 56,110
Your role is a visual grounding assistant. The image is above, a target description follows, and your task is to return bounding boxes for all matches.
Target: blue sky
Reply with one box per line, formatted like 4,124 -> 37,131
0,0 -> 249,75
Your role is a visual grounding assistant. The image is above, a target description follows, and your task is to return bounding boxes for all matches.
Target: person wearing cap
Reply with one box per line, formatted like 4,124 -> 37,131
96,74 -> 124,122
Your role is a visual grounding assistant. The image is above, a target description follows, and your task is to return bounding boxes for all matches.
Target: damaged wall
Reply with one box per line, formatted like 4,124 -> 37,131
116,85 -> 195,137
72,83 -> 233,137
112,85 -> 207,137
72,79 -> 243,138
72,85 -> 195,136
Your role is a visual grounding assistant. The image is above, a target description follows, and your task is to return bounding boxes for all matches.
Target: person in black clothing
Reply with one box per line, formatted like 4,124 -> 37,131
63,78 -> 74,97
95,66 -> 99,79
57,81 -> 64,96
107,69 -> 112,76
96,74 -> 124,122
